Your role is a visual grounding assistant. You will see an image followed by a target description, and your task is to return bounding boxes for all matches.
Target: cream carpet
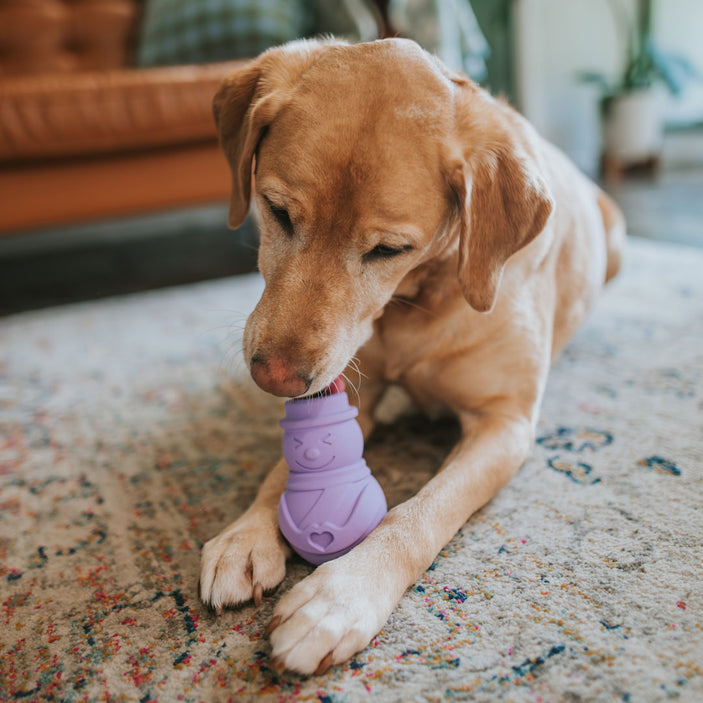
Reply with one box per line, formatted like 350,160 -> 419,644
1,237 -> 701,702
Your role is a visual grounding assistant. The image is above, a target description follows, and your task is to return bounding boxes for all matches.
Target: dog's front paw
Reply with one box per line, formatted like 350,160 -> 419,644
267,553 -> 400,675
199,508 -> 290,613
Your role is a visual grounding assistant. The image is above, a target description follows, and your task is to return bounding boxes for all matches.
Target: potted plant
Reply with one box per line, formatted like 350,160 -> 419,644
582,0 -> 699,175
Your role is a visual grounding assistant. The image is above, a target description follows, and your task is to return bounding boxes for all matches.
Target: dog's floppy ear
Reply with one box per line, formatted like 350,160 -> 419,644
213,40 -> 339,229
212,62 -> 265,229
448,92 -> 554,313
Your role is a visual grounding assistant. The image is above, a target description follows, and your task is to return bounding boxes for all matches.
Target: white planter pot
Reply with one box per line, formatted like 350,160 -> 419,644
603,89 -> 663,163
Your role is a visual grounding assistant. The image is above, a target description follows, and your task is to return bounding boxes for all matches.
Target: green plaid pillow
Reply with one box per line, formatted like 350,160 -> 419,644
136,0 -> 315,66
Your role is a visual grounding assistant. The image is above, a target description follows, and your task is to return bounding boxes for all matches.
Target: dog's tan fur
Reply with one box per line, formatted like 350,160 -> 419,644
199,38 -> 625,675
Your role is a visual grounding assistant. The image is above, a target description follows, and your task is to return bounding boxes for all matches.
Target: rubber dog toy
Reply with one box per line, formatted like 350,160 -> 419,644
278,377 -> 387,564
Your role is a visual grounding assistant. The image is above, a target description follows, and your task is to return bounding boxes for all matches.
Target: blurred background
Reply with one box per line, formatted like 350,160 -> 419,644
1,0 -> 701,314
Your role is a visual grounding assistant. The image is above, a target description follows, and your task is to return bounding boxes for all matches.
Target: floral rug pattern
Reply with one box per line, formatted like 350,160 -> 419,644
1,238 -> 702,702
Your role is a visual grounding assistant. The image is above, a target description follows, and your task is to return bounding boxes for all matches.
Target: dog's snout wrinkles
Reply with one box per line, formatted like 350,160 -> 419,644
250,353 -> 311,398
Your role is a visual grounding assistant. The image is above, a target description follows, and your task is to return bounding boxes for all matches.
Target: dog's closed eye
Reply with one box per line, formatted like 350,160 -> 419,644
263,196 -> 294,237
363,244 -> 414,263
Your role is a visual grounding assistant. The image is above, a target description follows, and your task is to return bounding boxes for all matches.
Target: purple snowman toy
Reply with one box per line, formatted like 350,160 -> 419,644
278,377 -> 387,564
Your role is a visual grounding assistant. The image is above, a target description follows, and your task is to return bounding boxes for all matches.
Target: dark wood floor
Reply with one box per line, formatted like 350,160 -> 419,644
602,129 -> 703,250
0,206 -> 259,315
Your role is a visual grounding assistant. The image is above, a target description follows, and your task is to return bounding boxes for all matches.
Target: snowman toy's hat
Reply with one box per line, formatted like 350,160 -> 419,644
279,391 -> 358,431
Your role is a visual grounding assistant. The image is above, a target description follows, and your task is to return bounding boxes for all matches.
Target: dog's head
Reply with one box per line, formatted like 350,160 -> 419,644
214,39 -> 553,397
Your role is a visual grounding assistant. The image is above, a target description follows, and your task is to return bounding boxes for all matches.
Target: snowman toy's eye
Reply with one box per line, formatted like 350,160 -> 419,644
321,434 -> 333,446
293,437 -> 303,448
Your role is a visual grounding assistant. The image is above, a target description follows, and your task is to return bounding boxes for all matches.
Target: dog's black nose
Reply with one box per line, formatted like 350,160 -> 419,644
250,353 -> 312,397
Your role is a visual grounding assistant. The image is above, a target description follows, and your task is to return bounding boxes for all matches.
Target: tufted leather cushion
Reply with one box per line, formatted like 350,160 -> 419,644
0,0 -> 141,77
0,60 -> 247,161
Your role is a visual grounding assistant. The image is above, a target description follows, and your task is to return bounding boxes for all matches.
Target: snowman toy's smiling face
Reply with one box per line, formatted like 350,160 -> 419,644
280,398 -> 366,473
291,430 -> 336,470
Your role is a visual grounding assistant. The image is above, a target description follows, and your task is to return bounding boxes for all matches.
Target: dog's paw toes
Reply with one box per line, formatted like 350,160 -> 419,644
199,514 -> 289,612
267,560 -> 394,675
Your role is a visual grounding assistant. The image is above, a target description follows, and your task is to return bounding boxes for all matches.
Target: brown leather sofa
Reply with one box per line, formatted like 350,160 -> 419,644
0,0 -> 247,234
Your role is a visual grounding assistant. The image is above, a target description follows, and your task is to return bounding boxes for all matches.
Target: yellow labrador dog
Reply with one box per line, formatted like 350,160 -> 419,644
199,38 -> 625,675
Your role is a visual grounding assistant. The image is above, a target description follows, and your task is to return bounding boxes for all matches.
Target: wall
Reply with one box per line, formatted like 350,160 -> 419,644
654,0 -> 703,126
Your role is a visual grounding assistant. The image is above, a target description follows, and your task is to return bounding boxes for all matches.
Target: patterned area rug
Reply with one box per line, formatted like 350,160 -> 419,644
1,237 -> 701,702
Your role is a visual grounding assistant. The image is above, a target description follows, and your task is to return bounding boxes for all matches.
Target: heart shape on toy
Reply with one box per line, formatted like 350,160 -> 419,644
309,531 -> 334,549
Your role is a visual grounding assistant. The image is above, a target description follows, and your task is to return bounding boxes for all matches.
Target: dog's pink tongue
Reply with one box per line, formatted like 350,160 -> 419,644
327,375 -> 345,394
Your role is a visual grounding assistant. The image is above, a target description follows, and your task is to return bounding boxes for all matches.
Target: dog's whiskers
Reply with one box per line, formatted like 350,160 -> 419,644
341,372 -> 361,407
349,356 -> 368,381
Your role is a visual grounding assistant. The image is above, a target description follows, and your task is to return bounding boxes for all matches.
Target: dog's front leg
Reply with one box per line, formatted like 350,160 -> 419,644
199,457 -> 291,613
267,410 -> 534,675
